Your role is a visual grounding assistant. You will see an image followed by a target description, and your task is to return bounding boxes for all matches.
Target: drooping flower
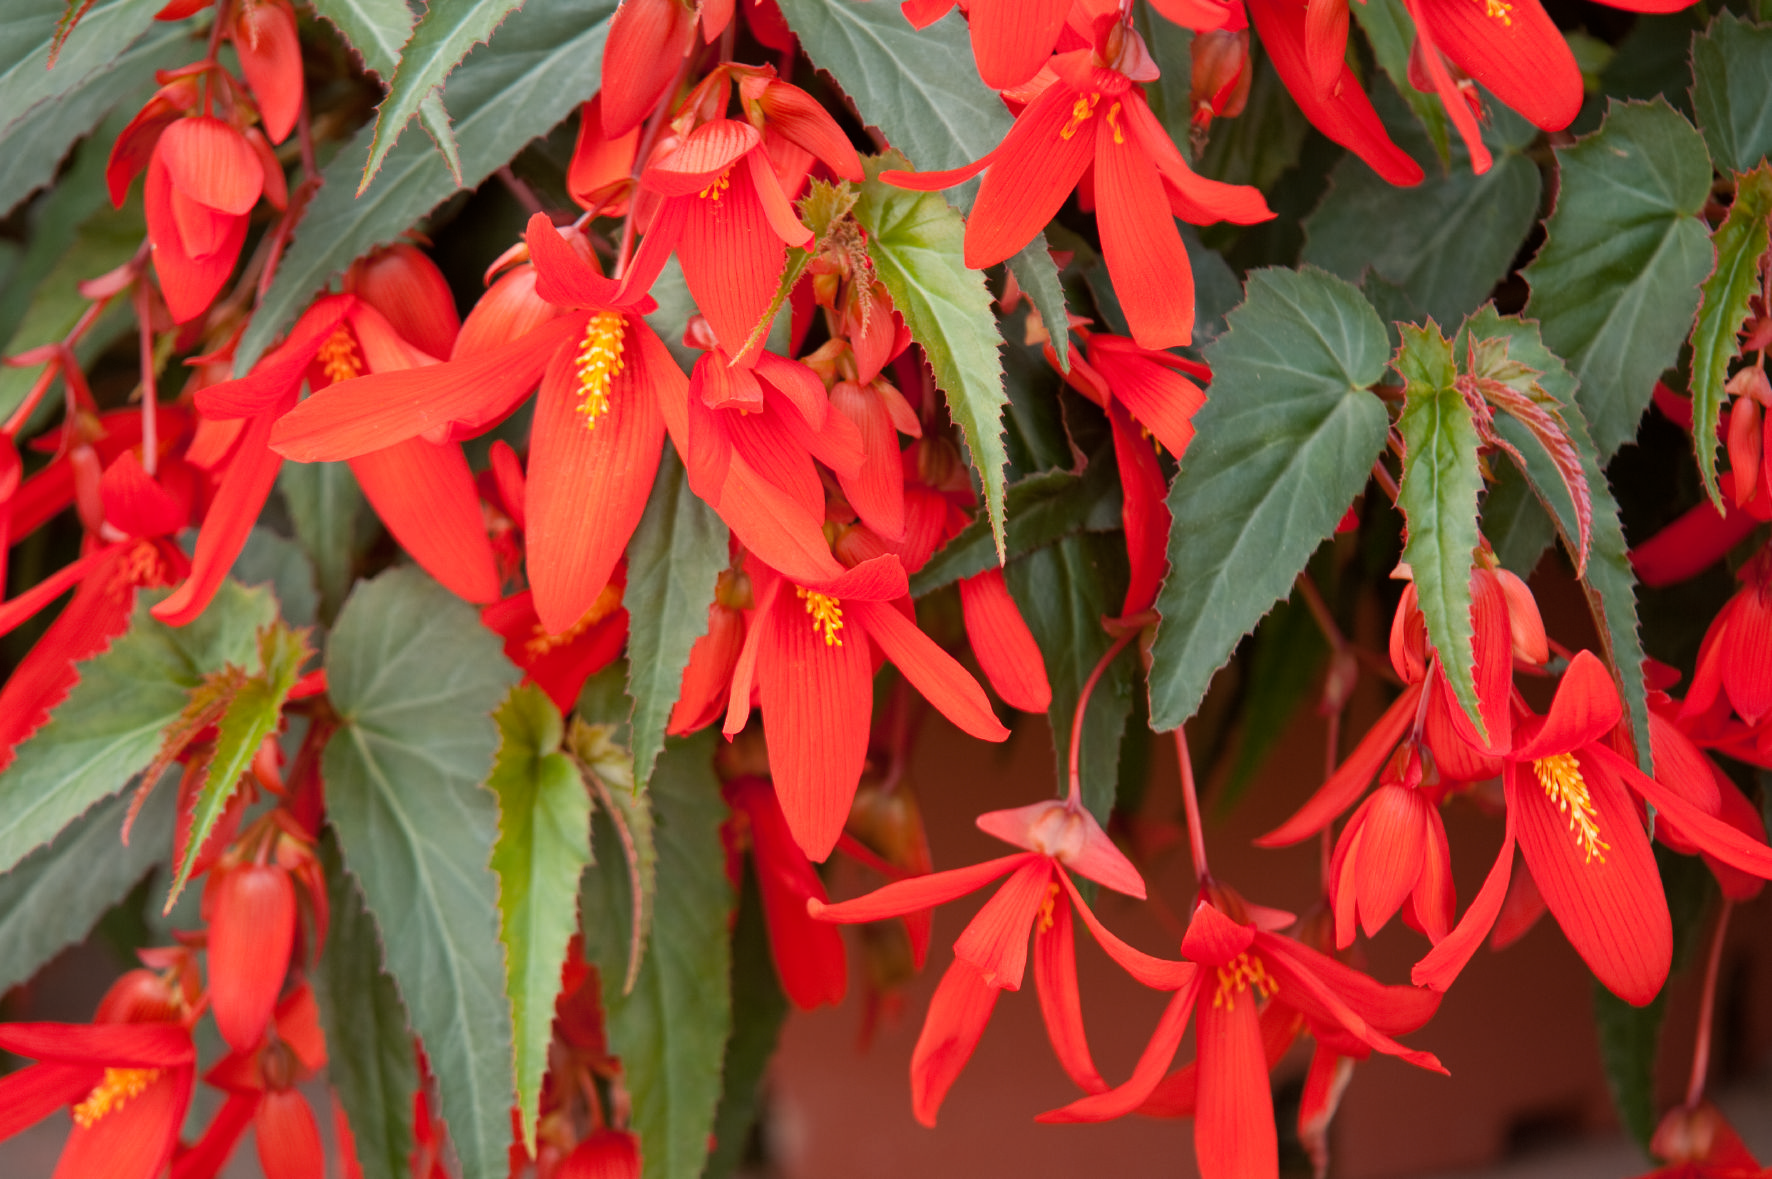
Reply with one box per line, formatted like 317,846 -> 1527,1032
899,0 -> 1074,89
725,776 -> 849,1009
1635,1101 -> 1771,1179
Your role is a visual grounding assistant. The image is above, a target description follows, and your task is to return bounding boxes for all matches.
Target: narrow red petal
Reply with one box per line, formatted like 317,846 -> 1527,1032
952,857 -> 1053,989
850,599 -> 1008,741
351,440 -> 500,603
730,779 -> 849,1009
909,958 -> 1001,1126
254,1089 -> 325,1179
1059,873 -> 1195,989
0,1023 -> 193,1066
234,0 -> 303,143
1037,979 -> 1199,1123
1034,898 -> 1107,1093
1195,985 -> 1277,1179
1257,686 -> 1416,846
958,568 -> 1051,713
1092,336 -> 1208,458
0,1062 -> 103,1138
525,213 -> 622,308
965,83 -> 1098,268
810,853 -> 1030,923
1412,781 -> 1517,991
1352,784 -> 1430,939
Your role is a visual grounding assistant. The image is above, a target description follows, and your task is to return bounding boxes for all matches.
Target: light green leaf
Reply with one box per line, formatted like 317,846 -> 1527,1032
1395,321 -> 1487,740
241,0 -> 617,372
1522,99 -> 1715,458
167,623 -> 312,909
1691,12 -> 1772,175
0,0 -> 160,141
1690,163 -> 1772,506
855,157 -> 1008,557
1461,307 -> 1651,768
1304,80 -> 1542,327
0,581 -> 275,876
0,775 -> 175,995
315,833 -> 419,1179
580,730 -> 732,1179
323,567 -> 521,1179
309,0 -> 417,79
1149,267 -> 1391,730
625,449 -> 728,790
488,683 -> 593,1156
1006,532 -> 1132,822
277,460 -> 374,624
359,0 -> 526,189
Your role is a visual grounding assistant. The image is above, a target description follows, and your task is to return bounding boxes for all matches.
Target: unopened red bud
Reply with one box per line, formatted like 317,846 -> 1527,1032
1191,31 -> 1251,127
1493,568 -> 1549,665
206,863 -> 297,1052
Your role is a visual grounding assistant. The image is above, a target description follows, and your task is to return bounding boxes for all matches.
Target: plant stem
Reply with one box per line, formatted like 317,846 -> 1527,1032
1068,629 -> 1136,807
1686,899 -> 1734,1109
1175,726 -> 1209,884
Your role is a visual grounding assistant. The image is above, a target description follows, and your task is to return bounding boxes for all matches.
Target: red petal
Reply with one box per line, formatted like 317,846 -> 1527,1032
234,0 -> 303,144
1721,592 -> 1772,723
1257,686 -> 1416,846
170,184 -> 233,259
1257,936 -> 1446,1071
100,451 -> 187,537
1507,752 -> 1670,1005
1412,785 -> 1517,991
754,80 -> 864,180
850,599 -> 1008,741
1351,784 -> 1430,939
958,568 -> 1051,713
729,779 -> 848,1009
1415,801 -> 1457,943
1093,132 -> 1194,349
0,1022 -> 193,1067
1194,984 -> 1277,1179
454,266 -> 563,360
208,865 -> 297,1052
350,244 -> 461,360
568,95 -> 641,215
677,168 -> 786,363
965,83 -> 1098,268
145,153 -> 246,324
952,857 -> 1053,989
350,439 -> 500,603
1180,899 -> 1255,967
197,295 -> 354,419
1059,873 -> 1195,989
648,120 -> 762,195
811,853 -> 1030,923
668,602 -> 745,736
1037,978 -> 1200,1123
722,405 -> 824,520
1124,92 -> 1274,226
1415,0 -> 1582,131
747,143 -> 816,250
1632,495 -> 1759,587
159,118 -> 263,214
1034,897 -> 1107,1093
1303,0 -> 1351,94
969,0 -> 1070,89
909,958 -> 1000,1126
1513,649 -> 1623,760
254,1089 -> 324,1179
525,213 -> 622,308
556,1127 -> 643,1179
0,1062 -> 99,1138
526,319 -> 667,634
54,1066 -> 190,1179
600,0 -> 696,137
1591,743 -> 1772,885
1092,335 -> 1208,458
167,1090 -> 255,1179
829,381 -> 905,538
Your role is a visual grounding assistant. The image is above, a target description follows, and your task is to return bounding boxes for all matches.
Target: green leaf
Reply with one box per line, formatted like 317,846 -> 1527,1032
580,730 -> 733,1179
232,526 -> 321,630
360,1 -> 527,190
1303,81 -> 1542,327
1149,268 -> 1392,730
569,712 -> 658,992
314,833 -> 419,1179
771,0 -> 1067,367
1592,980 -> 1666,1154
488,683 -> 593,1156
1482,459 -> 1559,576
1691,11 -> 1772,175
855,157 -> 1008,558
704,861 -> 789,1179
167,623 -> 313,908
1395,322 -> 1487,740
277,460 -> 374,624
909,451 -> 1122,596
1198,49 -> 1310,194
0,774 -> 174,995
0,0 -> 160,140
1223,594 -> 1327,806
0,581 -> 275,876
241,0 -> 617,372
625,449 -> 728,790
1690,163 -> 1772,506
1522,99 -> 1715,459
309,0 -> 417,79
323,567 -> 521,1179
0,20 -> 197,219
1005,532 -> 1132,823
1353,0 -> 1454,163
1460,307 -> 1652,768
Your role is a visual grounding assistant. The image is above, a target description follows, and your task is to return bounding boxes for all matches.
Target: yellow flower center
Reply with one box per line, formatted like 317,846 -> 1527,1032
575,311 -> 627,431
525,581 -> 624,656
1061,93 -> 1102,141
1036,881 -> 1061,933
1212,952 -> 1278,1012
699,170 -> 732,201
317,325 -> 363,383
796,586 -> 844,646
72,1068 -> 160,1128
1533,752 -> 1608,864
1484,0 -> 1513,23
1106,101 -> 1125,145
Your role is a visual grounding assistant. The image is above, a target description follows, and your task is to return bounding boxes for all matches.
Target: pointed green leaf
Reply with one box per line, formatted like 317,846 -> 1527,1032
1691,12 -> 1772,175
241,0 -> 618,371
1460,307 -> 1651,768
0,0 -> 160,141
570,710 -> 657,993
359,0 -> 524,190
314,833 -> 419,1179
771,0 -> 1067,367
1690,163 -> 1772,506
1522,99 -> 1715,459
855,157 -> 1008,557
580,730 -> 732,1179
1481,459 -> 1559,576
1304,81 -> 1542,327
1149,268 -> 1392,730
0,774 -> 175,995
278,460 -> 374,623
1592,981 -> 1667,1155
323,567 -> 522,1179
1006,532 -> 1133,823
625,449 -> 728,790
309,0 -> 417,79
704,862 -> 789,1179
167,624 -> 312,908
1395,322 -> 1487,740
488,683 -> 593,1155
0,581 -> 275,876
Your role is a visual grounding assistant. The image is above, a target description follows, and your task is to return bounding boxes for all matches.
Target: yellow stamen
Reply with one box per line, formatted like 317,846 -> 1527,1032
796,585 -> 844,646
525,581 -> 624,657
1036,881 -> 1061,933
72,1068 -> 161,1128
1534,753 -> 1608,864
1484,0 -> 1513,23
1212,952 -> 1278,1012
317,326 -> 363,383
699,170 -> 732,201
1060,93 -> 1102,141
574,311 -> 627,431
1106,101 -> 1125,145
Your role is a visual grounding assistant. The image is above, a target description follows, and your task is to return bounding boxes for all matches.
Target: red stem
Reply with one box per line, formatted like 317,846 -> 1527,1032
1686,899 -> 1734,1109
1175,726 -> 1209,884
1067,629 -> 1136,806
